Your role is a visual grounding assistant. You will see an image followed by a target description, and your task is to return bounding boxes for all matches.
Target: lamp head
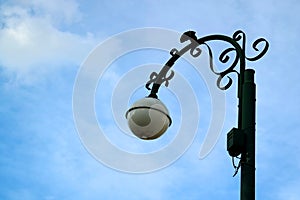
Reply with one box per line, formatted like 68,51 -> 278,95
125,97 -> 172,140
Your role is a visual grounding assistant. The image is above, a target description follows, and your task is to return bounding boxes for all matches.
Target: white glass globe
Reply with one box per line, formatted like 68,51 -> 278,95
125,97 -> 172,140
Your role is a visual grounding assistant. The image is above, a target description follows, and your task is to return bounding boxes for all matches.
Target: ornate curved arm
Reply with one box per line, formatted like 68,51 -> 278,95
146,30 -> 269,98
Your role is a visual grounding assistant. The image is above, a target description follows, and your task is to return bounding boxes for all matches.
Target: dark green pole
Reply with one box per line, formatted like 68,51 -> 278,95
240,69 -> 256,200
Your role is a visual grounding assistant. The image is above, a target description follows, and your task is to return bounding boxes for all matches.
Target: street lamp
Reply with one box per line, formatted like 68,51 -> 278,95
126,30 -> 269,199
125,97 -> 171,140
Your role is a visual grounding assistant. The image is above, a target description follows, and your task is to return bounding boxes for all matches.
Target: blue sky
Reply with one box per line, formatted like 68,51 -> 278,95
0,0 -> 299,199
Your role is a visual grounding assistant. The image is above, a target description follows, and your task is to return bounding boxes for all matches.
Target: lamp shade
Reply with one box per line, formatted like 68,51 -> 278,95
125,97 -> 171,140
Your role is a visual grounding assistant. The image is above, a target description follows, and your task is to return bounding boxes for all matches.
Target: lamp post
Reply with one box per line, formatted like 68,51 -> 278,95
126,30 -> 269,199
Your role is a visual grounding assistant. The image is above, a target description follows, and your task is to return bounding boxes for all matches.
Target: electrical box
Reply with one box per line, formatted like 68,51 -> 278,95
227,128 -> 245,157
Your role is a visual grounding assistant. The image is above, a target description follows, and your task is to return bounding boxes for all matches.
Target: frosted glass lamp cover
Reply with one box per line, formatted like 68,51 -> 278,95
125,97 -> 172,140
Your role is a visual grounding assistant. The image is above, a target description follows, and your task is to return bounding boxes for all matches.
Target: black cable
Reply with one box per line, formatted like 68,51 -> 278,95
232,156 -> 241,177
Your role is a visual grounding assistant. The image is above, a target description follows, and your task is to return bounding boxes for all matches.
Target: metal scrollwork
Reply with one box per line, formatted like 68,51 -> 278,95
145,70 -> 175,90
232,30 -> 269,62
206,42 -> 240,90
145,29 -> 269,96
180,31 -> 203,58
246,38 -> 269,61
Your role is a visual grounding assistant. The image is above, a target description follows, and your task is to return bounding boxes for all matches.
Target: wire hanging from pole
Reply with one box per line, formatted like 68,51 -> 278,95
232,156 -> 241,177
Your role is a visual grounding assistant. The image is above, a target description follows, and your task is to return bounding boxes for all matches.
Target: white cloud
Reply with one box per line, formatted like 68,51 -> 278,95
7,0 -> 82,25
0,1 -> 99,84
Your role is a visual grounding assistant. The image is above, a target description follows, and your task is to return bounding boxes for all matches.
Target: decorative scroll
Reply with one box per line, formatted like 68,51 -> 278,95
145,30 -> 269,93
145,70 -> 175,90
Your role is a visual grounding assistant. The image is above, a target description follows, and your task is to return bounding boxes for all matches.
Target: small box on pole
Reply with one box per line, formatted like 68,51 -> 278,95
227,128 -> 245,157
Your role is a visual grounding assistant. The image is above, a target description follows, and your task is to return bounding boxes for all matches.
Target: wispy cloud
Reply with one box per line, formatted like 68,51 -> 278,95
0,1 -> 99,84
